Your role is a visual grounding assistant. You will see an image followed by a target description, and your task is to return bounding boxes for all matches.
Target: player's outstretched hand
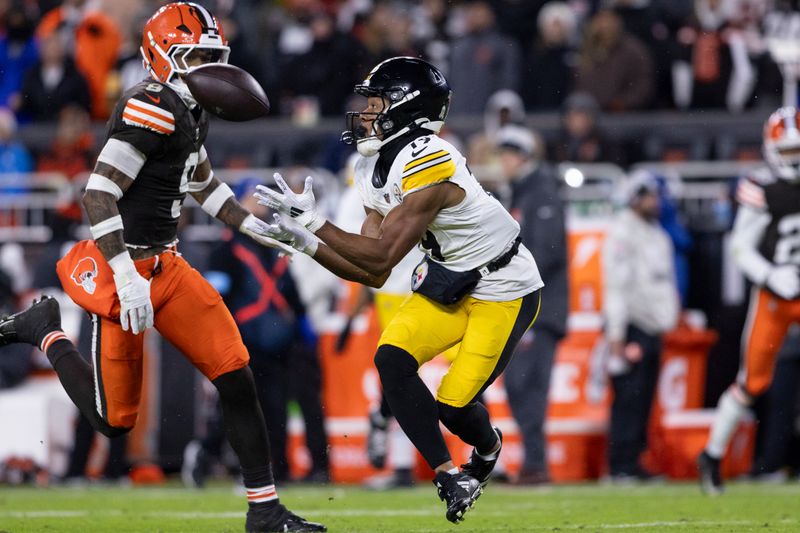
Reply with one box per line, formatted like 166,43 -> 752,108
260,213 -> 319,256
253,173 -> 326,233
766,264 -> 800,300
240,215 -> 298,257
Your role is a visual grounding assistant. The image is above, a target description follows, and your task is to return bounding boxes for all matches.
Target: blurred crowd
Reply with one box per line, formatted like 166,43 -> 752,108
0,0 -> 796,125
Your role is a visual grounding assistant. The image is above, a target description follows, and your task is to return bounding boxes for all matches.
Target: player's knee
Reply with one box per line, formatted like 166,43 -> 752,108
213,366 -> 257,405
374,344 -> 418,388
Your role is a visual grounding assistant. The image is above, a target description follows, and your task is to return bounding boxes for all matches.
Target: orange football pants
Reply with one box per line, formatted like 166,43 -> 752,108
737,287 -> 800,397
89,250 -> 249,429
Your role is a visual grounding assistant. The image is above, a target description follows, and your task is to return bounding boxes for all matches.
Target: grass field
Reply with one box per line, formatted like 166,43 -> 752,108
1,481 -> 799,532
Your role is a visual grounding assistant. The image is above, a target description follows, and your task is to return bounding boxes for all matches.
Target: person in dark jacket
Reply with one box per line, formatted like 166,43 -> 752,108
18,30 -> 90,121
495,125 -> 568,484
184,178 -> 329,485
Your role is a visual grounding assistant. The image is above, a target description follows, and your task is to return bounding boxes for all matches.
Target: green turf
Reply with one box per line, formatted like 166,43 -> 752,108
0,481 -> 798,532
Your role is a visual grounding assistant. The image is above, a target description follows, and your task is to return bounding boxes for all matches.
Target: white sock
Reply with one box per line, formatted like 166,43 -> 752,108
447,467 -> 459,475
706,388 -> 748,459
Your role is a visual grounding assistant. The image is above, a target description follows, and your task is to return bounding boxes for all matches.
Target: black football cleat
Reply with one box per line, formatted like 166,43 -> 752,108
245,504 -> 326,532
0,295 -> 62,349
461,426 -> 503,487
433,471 -> 482,523
697,450 -> 724,496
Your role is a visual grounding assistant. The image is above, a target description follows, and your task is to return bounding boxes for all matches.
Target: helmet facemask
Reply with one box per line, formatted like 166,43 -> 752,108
342,86 -> 434,156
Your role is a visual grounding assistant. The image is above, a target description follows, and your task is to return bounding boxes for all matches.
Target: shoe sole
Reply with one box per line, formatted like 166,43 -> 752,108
446,485 -> 483,523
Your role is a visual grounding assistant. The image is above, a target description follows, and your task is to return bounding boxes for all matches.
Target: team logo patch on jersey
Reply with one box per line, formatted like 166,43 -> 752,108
71,257 -> 98,295
411,260 -> 428,291
392,184 -> 403,203
145,83 -> 163,93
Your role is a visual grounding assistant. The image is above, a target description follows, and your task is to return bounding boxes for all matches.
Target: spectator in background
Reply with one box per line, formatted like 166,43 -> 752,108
603,172 -> 680,482
0,4 -> 39,110
0,109 -> 33,177
409,0 -> 452,76
574,9 -> 655,112
18,31 -> 90,121
467,89 -> 526,168
653,171 -> 693,305
354,3 -> 420,73
107,11 -> 149,99
448,0 -> 521,116
521,2 -> 578,111
672,0 -> 756,112
35,105 -> 94,222
36,0 -> 122,119
550,92 -> 624,164
494,125 -> 568,485
281,10 -> 366,117
491,0 -> 549,49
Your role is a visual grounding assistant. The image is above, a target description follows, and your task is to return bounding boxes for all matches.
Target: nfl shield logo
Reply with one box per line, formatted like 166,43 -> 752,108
411,261 -> 428,291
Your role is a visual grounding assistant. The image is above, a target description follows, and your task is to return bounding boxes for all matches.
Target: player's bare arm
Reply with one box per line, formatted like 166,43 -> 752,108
316,182 -> 463,277
188,156 -> 249,228
82,161 -> 135,259
361,207 -> 383,238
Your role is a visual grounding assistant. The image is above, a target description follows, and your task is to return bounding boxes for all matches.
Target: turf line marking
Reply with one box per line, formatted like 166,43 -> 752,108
2,510 -> 797,528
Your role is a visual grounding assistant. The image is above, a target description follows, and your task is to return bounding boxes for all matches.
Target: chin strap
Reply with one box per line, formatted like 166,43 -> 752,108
166,76 -> 198,109
356,118 -> 437,156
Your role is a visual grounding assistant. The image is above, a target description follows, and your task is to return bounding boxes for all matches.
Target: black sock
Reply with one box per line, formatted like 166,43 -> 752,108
213,367 -> 279,512
374,345 -> 451,469
438,401 -> 497,454
379,392 -> 393,419
242,464 -> 279,512
46,339 -> 127,437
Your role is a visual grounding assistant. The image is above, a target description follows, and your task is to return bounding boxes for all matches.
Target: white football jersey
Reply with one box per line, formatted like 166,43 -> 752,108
353,134 -> 543,301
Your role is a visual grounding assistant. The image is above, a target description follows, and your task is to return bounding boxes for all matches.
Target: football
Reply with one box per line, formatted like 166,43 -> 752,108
185,63 -> 270,121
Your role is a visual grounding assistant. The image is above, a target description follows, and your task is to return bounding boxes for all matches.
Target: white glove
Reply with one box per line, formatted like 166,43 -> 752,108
240,214 -> 296,257
253,173 -> 326,233
109,253 -> 153,335
261,213 -> 319,256
766,264 -> 800,300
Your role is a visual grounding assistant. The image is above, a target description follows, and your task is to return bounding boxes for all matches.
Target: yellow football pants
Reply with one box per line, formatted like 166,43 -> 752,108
378,290 -> 541,407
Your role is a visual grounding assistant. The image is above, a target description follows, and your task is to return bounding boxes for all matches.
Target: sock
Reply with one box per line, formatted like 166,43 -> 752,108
447,467 -> 459,475
213,368 -> 279,512
46,339 -> 101,420
374,345 -> 452,469
379,392 -> 393,419
706,387 -> 749,459
242,465 -> 279,511
476,428 -> 501,461
44,338 -> 129,437
437,401 -> 497,455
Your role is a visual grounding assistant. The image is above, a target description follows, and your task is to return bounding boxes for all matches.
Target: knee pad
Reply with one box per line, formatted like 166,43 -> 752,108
213,366 -> 258,405
374,344 -> 418,389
